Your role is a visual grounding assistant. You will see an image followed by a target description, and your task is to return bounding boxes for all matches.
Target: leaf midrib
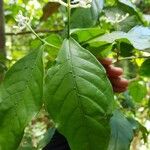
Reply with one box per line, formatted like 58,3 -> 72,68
67,39 -> 92,150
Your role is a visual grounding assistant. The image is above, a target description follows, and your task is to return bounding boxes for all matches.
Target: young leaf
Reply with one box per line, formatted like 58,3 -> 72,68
44,38 -> 115,150
139,59 -> 150,77
108,111 -> 133,150
128,81 -> 147,102
0,49 -> 44,150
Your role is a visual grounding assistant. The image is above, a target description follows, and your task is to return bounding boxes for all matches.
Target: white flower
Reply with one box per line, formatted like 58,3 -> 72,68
14,11 -> 29,31
71,0 -> 92,7
50,0 -> 92,8
9,0 -> 18,4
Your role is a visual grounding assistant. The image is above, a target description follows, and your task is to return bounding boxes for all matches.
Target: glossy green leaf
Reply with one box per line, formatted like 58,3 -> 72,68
108,110 -> 133,150
89,26 -> 150,52
44,38 -> 115,150
44,34 -> 63,58
71,0 -> 104,28
128,81 -> 147,102
71,28 -> 105,43
0,49 -> 44,150
139,59 -> 150,77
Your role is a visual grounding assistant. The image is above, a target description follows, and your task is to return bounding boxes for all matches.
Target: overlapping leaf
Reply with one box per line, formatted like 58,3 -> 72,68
139,59 -> 150,77
71,28 -> 106,43
108,111 -> 134,150
117,0 -> 146,24
71,0 -> 104,28
44,38 -> 115,150
0,49 -> 43,150
89,26 -> 150,52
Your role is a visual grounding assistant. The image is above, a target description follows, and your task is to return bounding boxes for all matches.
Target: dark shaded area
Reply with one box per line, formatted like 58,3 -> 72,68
43,130 -> 70,150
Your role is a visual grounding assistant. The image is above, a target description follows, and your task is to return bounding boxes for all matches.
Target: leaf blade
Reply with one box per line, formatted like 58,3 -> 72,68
108,111 -> 134,150
0,49 -> 44,150
44,38 -> 115,150
89,26 -> 150,52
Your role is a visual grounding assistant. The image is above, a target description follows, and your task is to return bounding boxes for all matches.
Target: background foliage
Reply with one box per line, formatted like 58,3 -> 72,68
1,0 -> 150,149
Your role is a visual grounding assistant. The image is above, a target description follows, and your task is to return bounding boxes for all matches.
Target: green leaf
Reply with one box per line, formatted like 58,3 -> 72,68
139,59 -> 150,77
89,26 -> 150,52
128,81 -> 147,102
117,0 -> 146,24
127,118 -> 149,143
71,28 -> 106,43
121,91 -> 135,109
71,0 -> 104,28
117,15 -> 141,32
118,0 -> 137,12
71,28 -> 112,57
119,42 -> 134,57
108,110 -> 133,150
44,34 -> 63,58
0,49 -> 44,150
44,38 -> 115,150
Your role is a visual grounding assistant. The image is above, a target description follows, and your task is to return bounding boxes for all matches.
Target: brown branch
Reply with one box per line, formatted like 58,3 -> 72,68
5,29 -> 63,36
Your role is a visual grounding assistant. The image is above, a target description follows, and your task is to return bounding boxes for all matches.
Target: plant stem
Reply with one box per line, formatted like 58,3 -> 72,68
5,29 -> 63,36
26,23 -> 59,49
116,41 -> 120,62
67,0 -> 71,38
118,56 -> 150,61
113,55 -> 150,63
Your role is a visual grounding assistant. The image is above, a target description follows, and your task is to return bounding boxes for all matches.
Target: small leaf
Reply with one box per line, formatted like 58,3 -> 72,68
44,38 -> 115,150
139,59 -> 150,77
71,28 -> 105,43
128,81 -> 147,102
108,110 -> 134,150
119,42 -> 134,57
44,34 -> 63,58
0,49 -> 43,150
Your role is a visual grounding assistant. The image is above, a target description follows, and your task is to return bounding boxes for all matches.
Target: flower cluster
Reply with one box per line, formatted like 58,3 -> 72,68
71,0 -> 92,7
9,0 -> 18,4
51,0 -> 92,8
14,11 -> 29,31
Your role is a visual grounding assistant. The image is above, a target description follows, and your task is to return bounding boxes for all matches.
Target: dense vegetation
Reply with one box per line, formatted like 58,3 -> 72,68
0,0 -> 150,149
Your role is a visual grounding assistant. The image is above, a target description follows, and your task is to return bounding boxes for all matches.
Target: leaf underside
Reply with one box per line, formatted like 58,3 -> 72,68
0,49 -> 43,150
108,111 -> 134,150
44,38 -> 115,150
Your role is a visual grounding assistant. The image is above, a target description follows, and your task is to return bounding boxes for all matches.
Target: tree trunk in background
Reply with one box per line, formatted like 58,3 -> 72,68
0,0 -> 6,57
0,0 -> 6,81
